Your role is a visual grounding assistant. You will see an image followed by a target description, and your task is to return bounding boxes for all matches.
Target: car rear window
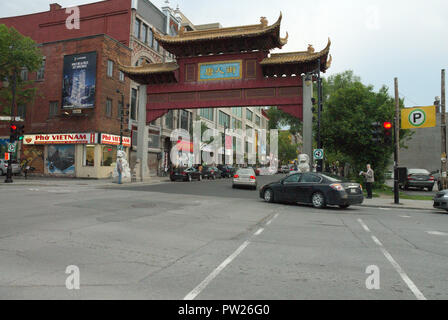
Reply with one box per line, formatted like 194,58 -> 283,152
237,169 -> 255,175
408,169 -> 430,175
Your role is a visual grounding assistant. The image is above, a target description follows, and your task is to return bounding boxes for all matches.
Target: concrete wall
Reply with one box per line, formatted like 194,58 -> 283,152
399,113 -> 445,172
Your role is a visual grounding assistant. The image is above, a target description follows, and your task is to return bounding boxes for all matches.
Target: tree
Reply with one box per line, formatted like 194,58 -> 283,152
0,24 -> 43,115
278,131 -> 298,165
266,107 -> 303,135
318,70 -> 412,184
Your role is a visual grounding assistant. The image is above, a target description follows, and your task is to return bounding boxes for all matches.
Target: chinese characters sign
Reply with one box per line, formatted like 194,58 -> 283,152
198,60 -> 242,81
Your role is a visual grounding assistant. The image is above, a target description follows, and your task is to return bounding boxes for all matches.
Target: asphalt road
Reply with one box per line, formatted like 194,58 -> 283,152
0,177 -> 448,300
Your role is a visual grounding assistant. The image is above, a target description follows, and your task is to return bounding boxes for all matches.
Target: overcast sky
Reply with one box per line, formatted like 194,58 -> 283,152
1,0 -> 447,106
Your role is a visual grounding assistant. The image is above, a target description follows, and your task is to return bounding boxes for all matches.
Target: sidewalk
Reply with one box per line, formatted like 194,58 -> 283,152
358,195 -> 435,211
0,176 -> 171,188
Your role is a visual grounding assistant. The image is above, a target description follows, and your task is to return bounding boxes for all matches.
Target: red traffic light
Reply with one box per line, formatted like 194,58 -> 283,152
383,122 -> 393,130
10,125 -> 17,130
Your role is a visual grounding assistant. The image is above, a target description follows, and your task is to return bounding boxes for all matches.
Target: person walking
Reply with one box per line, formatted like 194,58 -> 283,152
117,158 -> 123,185
361,164 -> 375,199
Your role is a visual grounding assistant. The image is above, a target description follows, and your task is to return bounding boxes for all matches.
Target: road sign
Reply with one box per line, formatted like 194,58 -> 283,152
7,143 -> 16,153
401,106 -> 436,129
313,149 -> 324,160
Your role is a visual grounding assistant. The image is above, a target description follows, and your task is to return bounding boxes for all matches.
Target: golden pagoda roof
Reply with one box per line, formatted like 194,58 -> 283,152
118,61 -> 179,75
260,38 -> 332,69
152,13 -> 287,46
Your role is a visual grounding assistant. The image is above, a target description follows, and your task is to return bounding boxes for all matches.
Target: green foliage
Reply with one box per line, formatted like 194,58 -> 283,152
266,107 -> 303,135
317,70 -> 412,184
278,131 -> 298,165
0,24 -> 43,114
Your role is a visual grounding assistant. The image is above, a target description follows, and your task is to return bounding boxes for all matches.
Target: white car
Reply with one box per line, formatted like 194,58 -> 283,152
0,159 -> 21,176
232,168 -> 257,190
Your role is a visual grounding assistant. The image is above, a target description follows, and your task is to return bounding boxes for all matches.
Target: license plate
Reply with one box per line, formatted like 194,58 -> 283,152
350,189 -> 357,194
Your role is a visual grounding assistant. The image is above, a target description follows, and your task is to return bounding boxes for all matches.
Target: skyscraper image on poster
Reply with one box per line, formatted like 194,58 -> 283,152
62,52 -> 97,109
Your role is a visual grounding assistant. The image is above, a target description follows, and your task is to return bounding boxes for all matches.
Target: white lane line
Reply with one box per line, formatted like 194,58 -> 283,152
427,231 -> 448,236
184,213 -> 280,300
358,219 -> 427,301
400,215 -> 412,218
357,218 -> 371,233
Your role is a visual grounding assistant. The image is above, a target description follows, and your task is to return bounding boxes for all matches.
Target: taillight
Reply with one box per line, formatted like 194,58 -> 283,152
330,183 -> 345,191
430,176 -> 435,181
408,175 -> 414,181
182,172 -> 187,176
250,176 -> 256,180
234,174 -> 239,179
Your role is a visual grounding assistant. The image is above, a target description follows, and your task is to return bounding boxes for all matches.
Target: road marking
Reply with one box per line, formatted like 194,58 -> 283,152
358,219 -> 427,300
427,231 -> 448,236
400,215 -> 412,218
378,208 -> 391,211
184,213 -> 280,300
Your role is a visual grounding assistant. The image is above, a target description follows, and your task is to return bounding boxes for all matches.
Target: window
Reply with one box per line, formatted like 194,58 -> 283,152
148,29 -> 154,47
232,118 -> 242,129
284,174 -> 301,183
119,71 -> 125,82
102,145 -> 117,166
219,111 -> 230,128
255,115 -> 261,126
180,110 -> 189,131
49,101 -> 58,117
84,145 -> 95,167
17,104 -> 26,119
246,109 -> 253,121
148,134 -> 160,149
165,110 -> 174,129
20,68 -> 28,81
155,40 -> 159,52
107,60 -> 114,77
131,88 -> 137,120
232,107 -> 242,118
106,99 -> 112,117
37,57 -> 46,80
143,24 -> 148,43
200,108 -> 214,121
301,173 -> 322,183
134,18 -> 141,39
118,100 -> 123,119
246,125 -> 253,137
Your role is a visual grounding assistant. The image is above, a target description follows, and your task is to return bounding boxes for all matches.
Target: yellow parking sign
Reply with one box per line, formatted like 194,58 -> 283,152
401,106 -> 436,129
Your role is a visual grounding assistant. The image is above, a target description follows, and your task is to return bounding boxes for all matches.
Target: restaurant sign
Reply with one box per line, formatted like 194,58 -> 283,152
100,133 -> 131,147
23,133 -> 96,145
198,60 -> 242,81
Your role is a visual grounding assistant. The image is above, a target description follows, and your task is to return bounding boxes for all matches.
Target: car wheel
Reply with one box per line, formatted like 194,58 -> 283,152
263,189 -> 274,203
311,192 -> 326,209
339,205 -> 350,209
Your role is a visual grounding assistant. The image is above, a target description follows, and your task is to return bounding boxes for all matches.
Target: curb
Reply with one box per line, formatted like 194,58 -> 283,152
357,204 -> 436,212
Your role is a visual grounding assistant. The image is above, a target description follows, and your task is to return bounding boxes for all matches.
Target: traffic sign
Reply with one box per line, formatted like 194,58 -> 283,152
7,143 -> 16,153
401,106 -> 436,129
313,149 -> 324,160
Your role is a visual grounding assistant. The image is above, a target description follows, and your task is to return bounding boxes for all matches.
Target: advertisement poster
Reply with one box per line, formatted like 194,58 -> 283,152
62,52 -> 97,109
47,145 -> 75,175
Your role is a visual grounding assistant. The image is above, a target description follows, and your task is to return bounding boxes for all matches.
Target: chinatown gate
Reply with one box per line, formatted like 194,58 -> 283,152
119,14 -> 331,178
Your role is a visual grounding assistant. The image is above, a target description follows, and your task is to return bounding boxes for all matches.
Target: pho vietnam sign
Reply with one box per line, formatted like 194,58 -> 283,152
100,133 -> 131,147
23,133 -> 96,145
198,60 -> 242,81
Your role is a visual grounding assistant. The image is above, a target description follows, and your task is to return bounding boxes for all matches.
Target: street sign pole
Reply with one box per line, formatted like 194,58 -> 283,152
393,78 -> 400,204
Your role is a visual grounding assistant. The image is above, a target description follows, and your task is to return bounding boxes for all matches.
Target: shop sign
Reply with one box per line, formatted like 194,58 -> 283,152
23,133 -> 96,145
100,133 -> 131,147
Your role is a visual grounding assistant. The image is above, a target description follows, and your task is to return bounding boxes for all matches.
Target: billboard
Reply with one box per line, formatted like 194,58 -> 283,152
62,52 -> 97,109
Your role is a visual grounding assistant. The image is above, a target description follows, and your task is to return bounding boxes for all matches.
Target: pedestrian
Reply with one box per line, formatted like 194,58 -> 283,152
117,158 -> 123,185
361,164 -> 375,199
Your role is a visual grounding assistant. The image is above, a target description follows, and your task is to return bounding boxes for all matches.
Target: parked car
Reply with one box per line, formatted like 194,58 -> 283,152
431,170 -> 446,191
170,167 -> 203,182
202,166 -> 221,180
279,165 -> 290,174
433,190 -> 448,211
218,165 -> 235,178
259,172 -> 364,209
399,168 -> 435,191
249,166 -> 261,176
0,159 -> 20,176
233,168 -> 257,190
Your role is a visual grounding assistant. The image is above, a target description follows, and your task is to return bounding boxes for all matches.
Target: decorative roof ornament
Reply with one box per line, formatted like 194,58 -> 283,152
307,44 -> 315,53
260,16 -> 268,27
326,54 -> 332,69
280,32 -> 289,46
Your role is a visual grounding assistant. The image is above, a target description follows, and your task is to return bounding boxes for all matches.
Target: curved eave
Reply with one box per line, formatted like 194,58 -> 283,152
152,13 -> 287,56
261,38 -> 332,73
117,61 -> 179,85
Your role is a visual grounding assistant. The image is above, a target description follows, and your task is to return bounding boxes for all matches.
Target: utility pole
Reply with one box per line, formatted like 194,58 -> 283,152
441,69 -> 447,190
393,78 -> 400,204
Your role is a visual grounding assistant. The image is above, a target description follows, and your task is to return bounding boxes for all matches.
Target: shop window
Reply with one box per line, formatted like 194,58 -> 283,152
102,145 -> 117,166
148,134 -> 160,149
84,145 -> 95,167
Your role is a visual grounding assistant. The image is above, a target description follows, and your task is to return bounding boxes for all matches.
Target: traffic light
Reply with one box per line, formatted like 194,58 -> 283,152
16,125 -> 25,141
383,121 -> 393,145
371,122 -> 382,143
9,124 -> 17,143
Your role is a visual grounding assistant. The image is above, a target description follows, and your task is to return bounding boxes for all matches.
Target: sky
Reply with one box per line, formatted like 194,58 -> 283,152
1,0 -> 447,106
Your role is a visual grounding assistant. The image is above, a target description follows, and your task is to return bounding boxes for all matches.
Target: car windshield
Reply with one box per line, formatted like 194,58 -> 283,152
237,169 -> 255,175
408,169 -> 430,175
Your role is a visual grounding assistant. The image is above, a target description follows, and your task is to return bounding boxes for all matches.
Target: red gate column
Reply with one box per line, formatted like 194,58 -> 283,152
302,75 -> 314,160
137,85 -> 150,181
